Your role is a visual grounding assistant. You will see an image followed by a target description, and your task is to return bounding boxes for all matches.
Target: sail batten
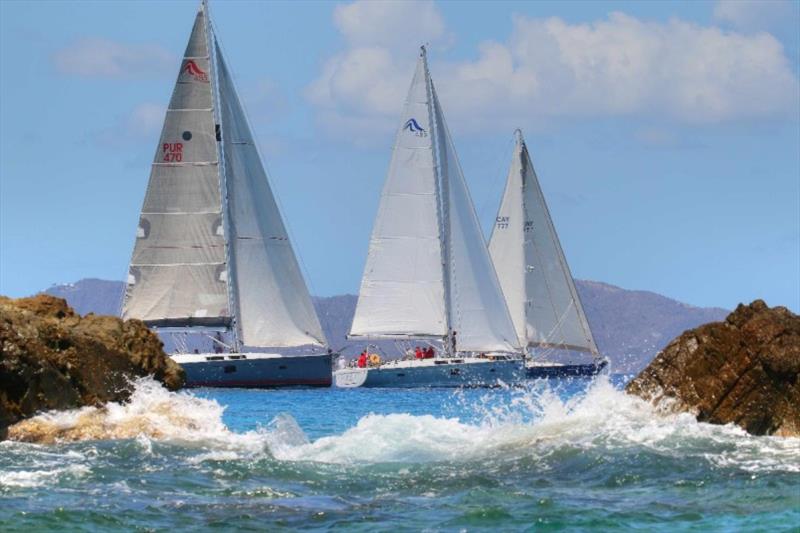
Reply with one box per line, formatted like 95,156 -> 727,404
489,132 -> 599,356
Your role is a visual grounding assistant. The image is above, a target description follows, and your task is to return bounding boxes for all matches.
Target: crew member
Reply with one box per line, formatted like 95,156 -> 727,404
415,346 -> 423,359
357,350 -> 367,368
424,346 -> 435,359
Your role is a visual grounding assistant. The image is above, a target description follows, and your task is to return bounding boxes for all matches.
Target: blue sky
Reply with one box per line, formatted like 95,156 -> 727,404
1,0 -> 798,312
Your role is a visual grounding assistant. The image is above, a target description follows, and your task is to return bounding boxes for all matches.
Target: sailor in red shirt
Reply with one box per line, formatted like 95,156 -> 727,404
414,346 -> 423,359
357,350 -> 368,368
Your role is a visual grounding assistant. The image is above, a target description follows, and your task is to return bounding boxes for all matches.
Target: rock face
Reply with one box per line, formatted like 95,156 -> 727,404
626,300 -> 799,436
0,295 -> 184,439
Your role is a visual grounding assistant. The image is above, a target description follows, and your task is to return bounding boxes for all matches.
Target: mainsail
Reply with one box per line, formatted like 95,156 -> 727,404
488,131 -> 598,354
122,1 -> 326,349
123,4 -> 228,328
350,48 -> 519,354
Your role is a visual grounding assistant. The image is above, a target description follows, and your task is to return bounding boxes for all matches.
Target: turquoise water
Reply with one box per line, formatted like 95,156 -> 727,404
1,376 -> 798,531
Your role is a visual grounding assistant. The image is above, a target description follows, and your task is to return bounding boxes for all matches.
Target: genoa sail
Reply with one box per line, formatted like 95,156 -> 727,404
489,131 -> 598,354
215,42 -> 325,347
350,49 -> 519,354
122,3 -> 230,328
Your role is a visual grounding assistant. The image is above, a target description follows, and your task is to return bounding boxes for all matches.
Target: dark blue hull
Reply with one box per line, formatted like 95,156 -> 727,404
526,359 -> 608,379
178,353 -> 332,388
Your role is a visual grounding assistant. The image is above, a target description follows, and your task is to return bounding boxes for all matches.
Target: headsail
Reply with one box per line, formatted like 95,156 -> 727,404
215,41 -> 326,347
122,3 -> 229,328
349,52 -> 447,339
431,92 -> 519,353
489,131 -> 598,354
350,49 -> 519,354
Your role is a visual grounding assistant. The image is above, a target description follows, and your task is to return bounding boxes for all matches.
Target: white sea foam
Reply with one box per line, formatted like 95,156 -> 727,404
5,377 -> 799,474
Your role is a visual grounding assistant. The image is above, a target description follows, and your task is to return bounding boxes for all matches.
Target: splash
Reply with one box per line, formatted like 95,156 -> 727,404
269,378 -> 800,471
6,377 -> 798,474
7,378 -> 247,447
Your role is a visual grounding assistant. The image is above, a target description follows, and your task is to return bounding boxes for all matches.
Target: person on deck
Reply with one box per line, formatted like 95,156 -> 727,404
213,332 -> 224,354
357,350 -> 367,368
451,331 -> 458,354
424,346 -> 435,359
415,346 -> 423,359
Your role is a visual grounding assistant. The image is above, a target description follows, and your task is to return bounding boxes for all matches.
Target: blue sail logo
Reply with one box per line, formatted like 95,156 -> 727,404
403,118 -> 427,137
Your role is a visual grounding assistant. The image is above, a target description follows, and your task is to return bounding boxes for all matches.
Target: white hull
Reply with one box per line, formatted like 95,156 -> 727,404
334,357 -> 524,388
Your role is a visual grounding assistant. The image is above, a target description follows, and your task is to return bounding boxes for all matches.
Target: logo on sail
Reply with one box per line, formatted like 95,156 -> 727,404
183,60 -> 209,82
403,118 -> 427,137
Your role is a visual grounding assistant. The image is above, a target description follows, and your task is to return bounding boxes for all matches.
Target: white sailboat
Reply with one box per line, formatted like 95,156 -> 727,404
489,130 -> 607,378
335,48 -> 524,388
121,1 -> 332,387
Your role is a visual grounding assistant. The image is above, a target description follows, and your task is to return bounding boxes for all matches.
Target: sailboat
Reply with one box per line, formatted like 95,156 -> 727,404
121,1 -> 332,388
334,48 -> 525,388
488,130 -> 608,378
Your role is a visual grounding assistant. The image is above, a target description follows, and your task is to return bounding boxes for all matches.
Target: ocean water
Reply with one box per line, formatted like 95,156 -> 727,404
1,377 -> 798,531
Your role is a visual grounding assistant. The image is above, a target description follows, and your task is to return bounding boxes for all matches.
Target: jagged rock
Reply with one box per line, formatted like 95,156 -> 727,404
0,294 -> 184,439
626,300 -> 800,436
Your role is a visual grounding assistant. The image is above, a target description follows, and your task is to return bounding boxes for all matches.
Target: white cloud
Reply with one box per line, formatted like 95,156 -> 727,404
307,4 -> 800,141
53,38 -> 174,79
126,103 -> 166,137
713,0 -> 799,33
333,0 -> 446,50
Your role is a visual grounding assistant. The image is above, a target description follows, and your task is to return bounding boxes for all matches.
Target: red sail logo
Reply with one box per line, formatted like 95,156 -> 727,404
183,60 -> 208,82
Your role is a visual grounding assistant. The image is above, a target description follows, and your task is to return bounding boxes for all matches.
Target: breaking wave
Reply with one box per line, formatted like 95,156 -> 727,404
5,377 -> 798,474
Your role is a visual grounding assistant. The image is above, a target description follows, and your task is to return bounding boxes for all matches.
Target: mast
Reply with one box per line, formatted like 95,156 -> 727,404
421,46 -> 453,357
204,0 -> 241,352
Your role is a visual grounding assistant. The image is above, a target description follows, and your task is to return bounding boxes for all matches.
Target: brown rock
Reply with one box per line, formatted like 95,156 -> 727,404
0,294 -> 184,439
626,300 -> 800,436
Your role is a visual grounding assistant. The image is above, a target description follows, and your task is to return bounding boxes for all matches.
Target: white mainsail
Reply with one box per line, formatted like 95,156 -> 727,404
348,53 -> 447,339
123,1 -> 326,349
489,131 -> 598,354
215,40 -> 325,347
123,4 -> 229,328
350,49 -> 519,354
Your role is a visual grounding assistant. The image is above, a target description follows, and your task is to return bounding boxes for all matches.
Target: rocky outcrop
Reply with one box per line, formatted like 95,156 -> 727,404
626,300 -> 799,436
0,295 -> 184,439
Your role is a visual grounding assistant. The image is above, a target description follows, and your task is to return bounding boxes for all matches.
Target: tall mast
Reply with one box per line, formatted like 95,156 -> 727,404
203,0 -> 241,352
421,46 -> 453,356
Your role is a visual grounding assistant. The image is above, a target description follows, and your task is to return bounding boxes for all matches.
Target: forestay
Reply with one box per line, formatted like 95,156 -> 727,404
215,41 -> 325,347
488,131 -> 598,354
123,4 -> 230,328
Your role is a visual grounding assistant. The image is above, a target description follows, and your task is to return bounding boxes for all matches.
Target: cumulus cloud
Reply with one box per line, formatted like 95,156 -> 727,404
307,3 -> 799,140
713,0 -> 799,33
126,103 -> 166,137
333,0 -> 446,49
53,38 -> 174,78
